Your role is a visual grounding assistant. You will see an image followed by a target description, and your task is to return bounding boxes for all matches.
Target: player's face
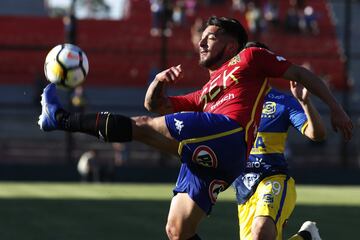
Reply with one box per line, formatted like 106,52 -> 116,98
198,25 -> 230,69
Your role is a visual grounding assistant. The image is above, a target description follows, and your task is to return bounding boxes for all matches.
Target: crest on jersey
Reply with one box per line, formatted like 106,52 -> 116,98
242,173 -> 260,190
262,101 -> 276,115
228,55 -> 240,66
192,145 -> 218,168
209,180 -> 228,203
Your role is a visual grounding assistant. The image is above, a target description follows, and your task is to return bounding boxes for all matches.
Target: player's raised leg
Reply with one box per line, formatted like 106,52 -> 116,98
38,83 -> 179,155
131,115 -> 178,154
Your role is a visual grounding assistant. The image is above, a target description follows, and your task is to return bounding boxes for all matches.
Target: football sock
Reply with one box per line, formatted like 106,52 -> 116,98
186,234 -> 201,240
56,110 -> 132,142
288,231 -> 311,240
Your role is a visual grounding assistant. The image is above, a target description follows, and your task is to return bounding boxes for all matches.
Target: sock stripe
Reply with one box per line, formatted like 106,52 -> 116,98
105,113 -> 111,141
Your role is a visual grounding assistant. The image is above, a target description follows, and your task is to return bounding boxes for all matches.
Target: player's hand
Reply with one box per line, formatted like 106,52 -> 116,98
290,81 -> 309,103
330,106 -> 353,141
154,65 -> 183,84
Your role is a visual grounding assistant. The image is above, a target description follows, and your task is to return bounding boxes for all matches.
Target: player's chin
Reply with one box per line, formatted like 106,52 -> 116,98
199,58 -> 210,68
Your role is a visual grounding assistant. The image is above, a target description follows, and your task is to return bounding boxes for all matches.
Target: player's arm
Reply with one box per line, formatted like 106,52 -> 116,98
144,65 -> 183,115
283,64 -> 353,141
290,81 -> 326,141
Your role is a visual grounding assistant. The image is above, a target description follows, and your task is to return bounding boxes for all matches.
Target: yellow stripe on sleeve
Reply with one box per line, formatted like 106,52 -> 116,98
300,121 -> 309,135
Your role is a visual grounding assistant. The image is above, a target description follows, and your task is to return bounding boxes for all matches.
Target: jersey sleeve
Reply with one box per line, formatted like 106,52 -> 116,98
287,96 -> 308,134
249,47 -> 292,78
168,90 -> 203,112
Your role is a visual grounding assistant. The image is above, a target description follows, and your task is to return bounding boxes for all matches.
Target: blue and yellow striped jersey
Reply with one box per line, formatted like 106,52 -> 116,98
234,88 -> 308,204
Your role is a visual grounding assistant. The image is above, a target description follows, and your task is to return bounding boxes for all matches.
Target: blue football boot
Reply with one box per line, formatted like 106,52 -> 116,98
38,83 -> 63,131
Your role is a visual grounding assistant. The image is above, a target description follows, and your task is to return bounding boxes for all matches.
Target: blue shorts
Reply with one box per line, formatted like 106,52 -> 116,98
165,112 -> 247,214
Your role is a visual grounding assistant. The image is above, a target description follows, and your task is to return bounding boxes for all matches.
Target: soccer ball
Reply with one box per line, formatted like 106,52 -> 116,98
44,43 -> 89,88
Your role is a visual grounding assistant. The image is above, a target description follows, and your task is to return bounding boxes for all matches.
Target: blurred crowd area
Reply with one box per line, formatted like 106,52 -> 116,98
0,0 -> 359,180
147,0 -> 322,38
1,0 -> 353,90
21,0 -> 326,38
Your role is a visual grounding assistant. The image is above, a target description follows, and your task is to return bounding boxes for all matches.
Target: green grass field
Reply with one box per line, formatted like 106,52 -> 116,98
0,183 -> 359,240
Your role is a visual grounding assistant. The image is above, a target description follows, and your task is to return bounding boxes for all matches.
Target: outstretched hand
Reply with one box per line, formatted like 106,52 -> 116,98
290,81 -> 353,141
155,65 -> 183,84
330,106 -> 353,141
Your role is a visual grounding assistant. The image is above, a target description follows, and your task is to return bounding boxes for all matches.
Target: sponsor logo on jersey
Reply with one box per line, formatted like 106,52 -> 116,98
262,101 -> 276,118
174,118 -> 184,135
262,102 -> 276,115
210,93 -> 235,111
246,157 -> 263,168
192,145 -> 218,168
262,193 -> 274,205
268,93 -> 284,99
209,180 -> 228,203
199,66 -> 240,108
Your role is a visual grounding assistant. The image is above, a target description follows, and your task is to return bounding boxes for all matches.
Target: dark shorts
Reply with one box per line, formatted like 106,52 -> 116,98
165,112 -> 247,214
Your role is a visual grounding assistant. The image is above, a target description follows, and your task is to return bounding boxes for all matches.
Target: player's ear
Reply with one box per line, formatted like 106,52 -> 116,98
226,40 -> 239,54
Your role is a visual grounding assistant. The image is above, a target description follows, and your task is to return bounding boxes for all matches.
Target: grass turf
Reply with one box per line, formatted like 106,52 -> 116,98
0,183 -> 359,239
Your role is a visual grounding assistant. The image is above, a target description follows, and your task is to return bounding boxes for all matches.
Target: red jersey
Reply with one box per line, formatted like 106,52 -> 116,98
169,47 -> 291,153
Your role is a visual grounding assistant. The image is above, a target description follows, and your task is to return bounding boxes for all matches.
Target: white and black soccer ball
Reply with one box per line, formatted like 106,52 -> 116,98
44,43 -> 89,88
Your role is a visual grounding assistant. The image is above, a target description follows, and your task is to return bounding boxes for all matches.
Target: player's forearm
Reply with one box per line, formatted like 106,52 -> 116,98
284,65 -> 341,112
144,79 -> 173,115
300,99 -> 327,141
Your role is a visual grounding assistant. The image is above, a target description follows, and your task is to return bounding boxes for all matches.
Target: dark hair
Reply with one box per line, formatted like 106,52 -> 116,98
245,41 -> 270,50
205,16 -> 248,50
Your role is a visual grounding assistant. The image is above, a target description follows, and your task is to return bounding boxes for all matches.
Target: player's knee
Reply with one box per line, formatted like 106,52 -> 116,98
252,227 -> 276,240
166,219 -> 198,240
252,218 -> 276,240
165,221 -> 181,240
252,230 -> 275,240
